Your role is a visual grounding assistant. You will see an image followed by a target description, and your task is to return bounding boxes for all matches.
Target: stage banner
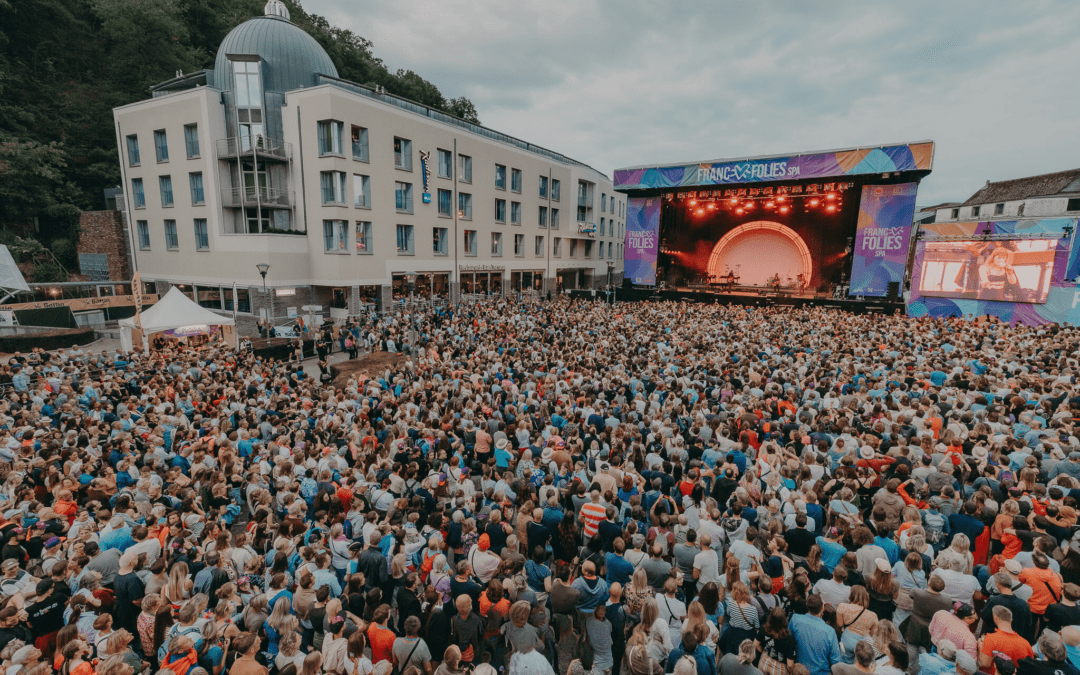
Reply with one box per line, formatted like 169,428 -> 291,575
624,197 -> 661,286
849,183 -> 919,297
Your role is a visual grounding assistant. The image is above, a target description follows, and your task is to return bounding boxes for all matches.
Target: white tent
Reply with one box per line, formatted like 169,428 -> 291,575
119,287 -> 238,352
0,245 -> 30,302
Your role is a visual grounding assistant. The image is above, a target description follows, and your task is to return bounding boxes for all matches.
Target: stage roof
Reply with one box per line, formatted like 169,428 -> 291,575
614,140 -> 935,193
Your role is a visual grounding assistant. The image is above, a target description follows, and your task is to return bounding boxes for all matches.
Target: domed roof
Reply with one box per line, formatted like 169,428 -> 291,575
214,7 -> 338,95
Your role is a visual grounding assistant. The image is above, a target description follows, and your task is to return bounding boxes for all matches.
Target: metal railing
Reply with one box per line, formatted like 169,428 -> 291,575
220,186 -> 293,208
216,136 -> 292,161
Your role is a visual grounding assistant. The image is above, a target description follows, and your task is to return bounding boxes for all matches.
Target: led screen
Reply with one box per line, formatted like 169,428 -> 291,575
917,239 -> 1057,303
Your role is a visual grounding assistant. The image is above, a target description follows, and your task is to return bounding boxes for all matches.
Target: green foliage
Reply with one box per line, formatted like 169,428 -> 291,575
0,0 -> 477,241
447,97 -> 481,125
32,259 -> 67,283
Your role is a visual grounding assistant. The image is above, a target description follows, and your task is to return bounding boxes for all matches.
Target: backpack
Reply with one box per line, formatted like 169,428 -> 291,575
923,511 -> 945,544
159,623 -> 202,662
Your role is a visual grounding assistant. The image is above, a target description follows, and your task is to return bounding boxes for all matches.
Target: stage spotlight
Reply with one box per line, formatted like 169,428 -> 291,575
744,201 -> 754,209
736,208 -> 744,215
689,200 -> 696,206
826,192 -> 837,200
777,196 -> 785,202
809,198 -> 820,207
729,198 -> 738,205
708,203 -> 716,210
779,206 -> 789,214
826,205 -> 837,213
765,201 -> 775,208
696,209 -> 704,216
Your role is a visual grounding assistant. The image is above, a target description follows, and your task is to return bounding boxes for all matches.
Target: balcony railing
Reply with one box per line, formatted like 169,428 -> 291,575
216,136 -> 292,162
220,186 -> 293,208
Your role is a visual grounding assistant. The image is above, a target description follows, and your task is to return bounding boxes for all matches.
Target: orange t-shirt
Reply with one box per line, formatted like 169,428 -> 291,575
367,623 -> 397,664
1020,567 -> 1063,615
981,629 -> 1033,675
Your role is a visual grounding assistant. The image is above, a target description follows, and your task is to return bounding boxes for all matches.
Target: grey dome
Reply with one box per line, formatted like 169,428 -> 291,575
214,14 -> 338,94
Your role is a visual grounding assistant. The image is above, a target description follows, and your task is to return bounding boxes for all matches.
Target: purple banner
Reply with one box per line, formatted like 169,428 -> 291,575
849,183 -> 918,296
614,142 -> 934,191
624,197 -> 661,286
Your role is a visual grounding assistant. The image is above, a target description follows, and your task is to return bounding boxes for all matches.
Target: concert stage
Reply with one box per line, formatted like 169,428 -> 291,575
614,141 -> 936,304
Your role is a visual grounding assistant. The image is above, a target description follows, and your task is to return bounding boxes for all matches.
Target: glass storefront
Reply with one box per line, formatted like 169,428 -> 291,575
510,271 -> 544,292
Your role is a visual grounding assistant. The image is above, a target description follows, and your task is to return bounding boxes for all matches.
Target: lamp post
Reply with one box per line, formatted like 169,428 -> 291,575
402,272 -> 418,357
256,263 -> 270,292
606,261 -> 615,305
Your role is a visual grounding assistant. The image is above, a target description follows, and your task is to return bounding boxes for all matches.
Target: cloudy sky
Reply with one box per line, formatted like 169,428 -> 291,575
306,0 -> 1080,207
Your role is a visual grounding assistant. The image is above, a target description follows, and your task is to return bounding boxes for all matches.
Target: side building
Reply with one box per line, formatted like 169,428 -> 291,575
113,1 -> 623,332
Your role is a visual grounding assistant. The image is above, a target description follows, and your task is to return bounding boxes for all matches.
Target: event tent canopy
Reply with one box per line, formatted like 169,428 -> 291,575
119,287 -> 237,350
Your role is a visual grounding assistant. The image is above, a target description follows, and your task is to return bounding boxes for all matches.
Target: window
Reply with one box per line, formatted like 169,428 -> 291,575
539,206 -> 548,228
972,205 -> 981,217
159,176 -> 174,207
1068,199 -> 1080,212
495,199 -> 506,223
514,234 -> 524,256
602,193 -> 607,212
223,286 -> 250,313
396,224 -> 414,254
437,189 -> 452,217
355,221 -> 372,253
609,242 -> 614,258
599,240 -> 605,258
320,171 -> 346,204
994,203 -> 1004,215
233,60 -> 263,108
323,220 -> 348,252
458,193 -> 472,220
540,176 -> 548,199
126,135 -> 140,166
584,241 -> 594,258
194,219 -> 209,250
164,219 -> 178,250
184,124 -> 200,158
570,239 -> 578,257
951,208 -> 960,219
395,182 -> 414,213
553,237 -> 562,257
535,236 -> 544,256
353,174 -> 371,208
433,227 -> 448,255
136,221 -> 150,250
189,172 -> 204,205
464,230 -> 477,256
131,178 -> 145,208
600,218 -> 605,236
511,202 -> 521,225
317,120 -> 344,155
438,149 -> 452,179
394,137 -> 412,170
154,129 -> 168,162
459,155 -> 472,183
552,179 -> 561,201
511,168 -> 521,193
351,126 -> 369,161
551,208 -> 559,229
495,164 -> 506,190
491,232 -> 503,256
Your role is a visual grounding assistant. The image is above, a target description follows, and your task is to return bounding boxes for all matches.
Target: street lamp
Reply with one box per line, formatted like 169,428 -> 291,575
256,263 -> 270,292
401,272 -> 419,357
606,261 -> 615,304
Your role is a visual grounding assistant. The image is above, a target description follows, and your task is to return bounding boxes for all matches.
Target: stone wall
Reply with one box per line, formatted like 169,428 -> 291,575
77,211 -> 132,280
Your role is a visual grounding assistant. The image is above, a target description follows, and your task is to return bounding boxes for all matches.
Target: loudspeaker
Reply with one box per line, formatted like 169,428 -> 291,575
886,281 -> 900,299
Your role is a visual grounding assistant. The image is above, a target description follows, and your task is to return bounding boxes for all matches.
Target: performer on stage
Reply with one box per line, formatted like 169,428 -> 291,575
725,270 -> 736,290
770,273 -> 781,292
796,273 -> 806,291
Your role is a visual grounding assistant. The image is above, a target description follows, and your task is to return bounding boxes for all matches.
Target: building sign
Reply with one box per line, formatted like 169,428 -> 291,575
669,182 -> 854,201
419,150 -> 432,204
0,294 -> 160,313
577,222 -> 596,236
458,264 -> 504,271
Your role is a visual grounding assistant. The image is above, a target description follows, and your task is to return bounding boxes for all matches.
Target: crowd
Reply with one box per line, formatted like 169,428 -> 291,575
1,297 -> 1080,675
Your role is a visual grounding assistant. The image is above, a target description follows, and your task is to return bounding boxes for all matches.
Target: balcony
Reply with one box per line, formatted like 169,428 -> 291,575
216,136 -> 292,162
220,186 -> 293,208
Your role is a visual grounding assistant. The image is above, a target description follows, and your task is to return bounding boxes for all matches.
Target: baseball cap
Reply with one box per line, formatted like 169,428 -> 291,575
0,559 -> 17,570
1004,559 -> 1023,575
43,537 -> 60,548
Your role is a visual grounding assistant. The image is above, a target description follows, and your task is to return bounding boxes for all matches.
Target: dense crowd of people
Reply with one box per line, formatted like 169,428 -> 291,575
2,297 -> 1080,675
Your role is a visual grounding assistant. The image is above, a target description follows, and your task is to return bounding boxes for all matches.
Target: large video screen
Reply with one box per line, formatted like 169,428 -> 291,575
917,239 -> 1058,303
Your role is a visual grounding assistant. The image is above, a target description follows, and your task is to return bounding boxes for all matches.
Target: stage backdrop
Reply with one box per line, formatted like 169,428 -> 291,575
907,217 -> 1080,325
849,183 -> 919,297
625,197 -> 661,285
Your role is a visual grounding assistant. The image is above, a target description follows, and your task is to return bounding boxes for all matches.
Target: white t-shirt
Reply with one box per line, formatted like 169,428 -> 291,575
693,548 -> 720,585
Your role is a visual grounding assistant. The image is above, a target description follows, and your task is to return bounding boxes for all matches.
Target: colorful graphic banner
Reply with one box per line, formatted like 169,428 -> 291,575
849,183 -> 919,296
614,142 -> 934,191
624,197 -> 661,286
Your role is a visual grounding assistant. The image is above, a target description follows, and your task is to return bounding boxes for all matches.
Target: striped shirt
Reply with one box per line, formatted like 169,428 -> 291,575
580,502 -> 607,538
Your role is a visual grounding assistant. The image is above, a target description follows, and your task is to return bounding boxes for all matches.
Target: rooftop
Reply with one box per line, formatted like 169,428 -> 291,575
963,168 -> 1080,206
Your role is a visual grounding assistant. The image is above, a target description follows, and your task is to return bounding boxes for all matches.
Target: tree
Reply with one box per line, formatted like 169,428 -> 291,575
447,97 -> 481,125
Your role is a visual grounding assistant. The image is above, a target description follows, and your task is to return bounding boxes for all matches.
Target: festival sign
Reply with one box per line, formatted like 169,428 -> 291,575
849,183 -> 919,296
0,293 -> 159,312
624,197 -> 661,286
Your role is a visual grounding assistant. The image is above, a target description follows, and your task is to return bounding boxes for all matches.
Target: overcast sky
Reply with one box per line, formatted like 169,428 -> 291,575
306,0 -> 1080,207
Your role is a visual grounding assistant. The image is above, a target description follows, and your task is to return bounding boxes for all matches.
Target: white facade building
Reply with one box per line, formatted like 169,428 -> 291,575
113,1 -> 623,329
933,168 -> 1080,223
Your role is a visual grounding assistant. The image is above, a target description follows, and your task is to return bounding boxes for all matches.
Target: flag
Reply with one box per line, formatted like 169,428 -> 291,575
132,271 -> 144,329
231,282 -> 238,318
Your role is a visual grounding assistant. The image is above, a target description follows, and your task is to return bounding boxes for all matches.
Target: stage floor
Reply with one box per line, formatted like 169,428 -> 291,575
615,287 -> 906,314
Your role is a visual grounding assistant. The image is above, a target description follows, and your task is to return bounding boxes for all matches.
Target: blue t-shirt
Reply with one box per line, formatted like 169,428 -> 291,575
525,559 -> 550,593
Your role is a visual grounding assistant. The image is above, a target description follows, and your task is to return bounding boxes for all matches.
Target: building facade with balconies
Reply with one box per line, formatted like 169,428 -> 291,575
113,1 -> 622,331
